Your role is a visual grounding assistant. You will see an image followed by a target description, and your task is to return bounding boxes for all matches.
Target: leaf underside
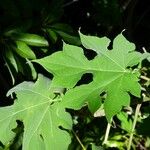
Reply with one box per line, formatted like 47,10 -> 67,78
0,75 -> 72,150
35,32 -> 141,122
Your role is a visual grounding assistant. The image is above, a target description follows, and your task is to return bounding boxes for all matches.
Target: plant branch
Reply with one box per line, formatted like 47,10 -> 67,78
103,119 -> 112,145
140,75 -> 150,82
72,130 -> 86,150
63,0 -> 78,7
127,103 -> 142,150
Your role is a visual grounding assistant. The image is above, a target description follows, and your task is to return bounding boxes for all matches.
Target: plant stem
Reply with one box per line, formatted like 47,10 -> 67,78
72,130 -> 86,150
127,103 -> 142,150
103,120 -> 112,145
140,75 -> 150,82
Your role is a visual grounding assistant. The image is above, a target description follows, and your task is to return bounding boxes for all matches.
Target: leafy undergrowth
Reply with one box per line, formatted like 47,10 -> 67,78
0,32 -> 150,150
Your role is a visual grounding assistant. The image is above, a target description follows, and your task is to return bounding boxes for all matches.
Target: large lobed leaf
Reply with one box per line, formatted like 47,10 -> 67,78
34,32 -> 141,121
0,75 -> 72,150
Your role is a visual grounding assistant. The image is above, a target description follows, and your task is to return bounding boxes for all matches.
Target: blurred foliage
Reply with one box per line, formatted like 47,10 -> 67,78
0,0 -> 80,85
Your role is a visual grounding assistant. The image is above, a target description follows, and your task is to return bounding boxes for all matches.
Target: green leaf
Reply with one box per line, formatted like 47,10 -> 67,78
34,43 -> 90,88
14,41 -> 36,59
26,59 -> 37,80
13,33 -> 48,47
79,32 -> 110,54
0,75 -> 72,150
48,23 -> 80,45
56,31 -> 81,45
5,61 -> 15,85
91,143 -> 104,150
50,23 -> 74,33
47,29 -> 58,44
4,49 -> 18,84
34,32 -> 141,121
117,112 -> 132,133
5,49 -> 18,72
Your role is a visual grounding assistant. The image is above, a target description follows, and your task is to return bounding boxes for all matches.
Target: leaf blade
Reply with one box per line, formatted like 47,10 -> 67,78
34,32 -> 141,122
0,74 -> 72,150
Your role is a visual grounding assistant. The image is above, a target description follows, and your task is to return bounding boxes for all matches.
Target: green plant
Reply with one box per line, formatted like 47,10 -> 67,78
0,0 -> 80,86
0,32 -> 149,150
35,32 -> 141,121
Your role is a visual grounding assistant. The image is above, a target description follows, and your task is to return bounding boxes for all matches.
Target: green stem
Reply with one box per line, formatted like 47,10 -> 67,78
127,103 -> 142,150
72,130 -> 86,150
103,120 -> 112,145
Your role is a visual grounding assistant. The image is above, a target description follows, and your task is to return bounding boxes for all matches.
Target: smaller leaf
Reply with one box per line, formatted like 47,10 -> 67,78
14,41 -> 36,59
4,49 -> 20,84
13,33 -> 48,47
47,29 -> 58,44
5,61 -> 15,85
91,143 -> 104,150
49,23 -> 80,45
117,112 -> 132,133
56,31 -> 81,45
26,59 -> 37,80
50,23 -> 74,33
14,55 -> 25,74
5,49 -> 18,72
